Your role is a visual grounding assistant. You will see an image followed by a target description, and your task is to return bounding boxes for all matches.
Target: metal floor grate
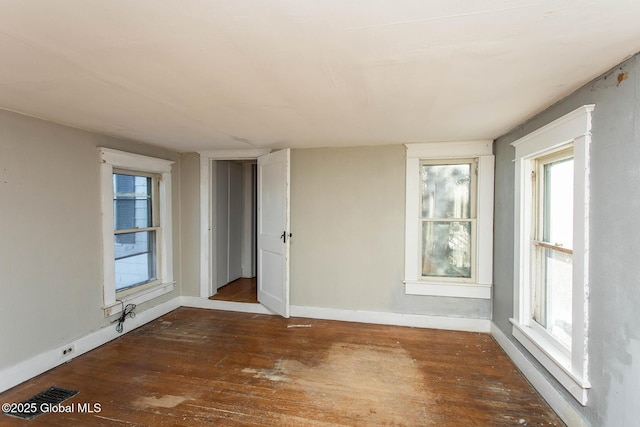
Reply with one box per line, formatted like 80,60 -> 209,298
2,386 -> 78,420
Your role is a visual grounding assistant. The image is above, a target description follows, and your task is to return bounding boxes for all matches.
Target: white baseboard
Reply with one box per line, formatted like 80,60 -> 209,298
0,297 -> 181,394
180,296 -> 273,315
182,298 -> 491,332
490,322 -> 587,427
290,305 -> 491,332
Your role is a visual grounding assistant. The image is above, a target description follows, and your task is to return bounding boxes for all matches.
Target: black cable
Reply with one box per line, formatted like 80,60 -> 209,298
112,301 -> 136,333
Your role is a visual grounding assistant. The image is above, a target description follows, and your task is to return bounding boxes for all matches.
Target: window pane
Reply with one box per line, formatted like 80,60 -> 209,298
421,164 -> 471,219
113,173 -> 152,231
535,247 -> 572,349
421,221 -> 471,278
114,231 -> 157,290
544,158 -> 573,248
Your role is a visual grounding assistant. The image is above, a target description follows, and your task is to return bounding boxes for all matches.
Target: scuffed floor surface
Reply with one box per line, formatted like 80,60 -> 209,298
0,308 -> 565,426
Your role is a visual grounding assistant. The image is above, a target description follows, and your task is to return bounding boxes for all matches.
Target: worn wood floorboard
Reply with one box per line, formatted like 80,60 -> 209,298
210,277 -> 258,303
0,308 -> 564,426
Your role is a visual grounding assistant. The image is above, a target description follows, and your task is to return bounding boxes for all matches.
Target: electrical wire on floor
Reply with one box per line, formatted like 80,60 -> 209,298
112,301 -> 136,333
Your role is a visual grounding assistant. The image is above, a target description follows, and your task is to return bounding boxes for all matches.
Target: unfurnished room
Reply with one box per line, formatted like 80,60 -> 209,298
1,1 -> 640,426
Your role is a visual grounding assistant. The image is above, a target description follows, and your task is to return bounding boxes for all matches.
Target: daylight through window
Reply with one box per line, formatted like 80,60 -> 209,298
532,149 -> 574,349
420,160 -> 476,280
113,171 -> 159,292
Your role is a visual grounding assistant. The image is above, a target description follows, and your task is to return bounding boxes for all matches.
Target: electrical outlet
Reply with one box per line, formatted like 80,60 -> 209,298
61,345 -> 75,358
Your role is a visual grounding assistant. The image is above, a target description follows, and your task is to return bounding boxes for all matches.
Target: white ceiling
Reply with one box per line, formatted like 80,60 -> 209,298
1,1 -> 640,152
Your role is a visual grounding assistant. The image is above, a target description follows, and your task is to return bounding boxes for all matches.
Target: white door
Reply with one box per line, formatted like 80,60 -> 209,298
257,149 -> 290,317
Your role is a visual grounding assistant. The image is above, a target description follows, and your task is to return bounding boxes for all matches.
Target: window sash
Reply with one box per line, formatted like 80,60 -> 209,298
419,159 -> 477,281
531,147 -> 574,350
419,159 -> 477,218
113,169 -> 160,229
533,149 -> 573,246
112,170 -> 161,294
114,230 -> 158,292
420,219 -> 475,279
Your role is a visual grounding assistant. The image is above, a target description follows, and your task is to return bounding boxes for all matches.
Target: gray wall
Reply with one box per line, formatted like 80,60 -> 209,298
0,109 -> 181,371
290,145 -> 491,318
493,54 -> 640,426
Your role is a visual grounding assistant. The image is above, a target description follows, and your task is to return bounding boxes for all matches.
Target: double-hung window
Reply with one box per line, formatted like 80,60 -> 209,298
419,160 -> 476,280
113,170 -> 160,294
531,148 -> 574,349
510,105 -> 594,405
404,141 -> 494,299
99,148 -> 175,316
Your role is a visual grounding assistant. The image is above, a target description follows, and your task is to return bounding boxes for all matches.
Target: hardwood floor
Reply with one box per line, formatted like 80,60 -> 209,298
210,277 -> 257,303
0,308 -> 564,426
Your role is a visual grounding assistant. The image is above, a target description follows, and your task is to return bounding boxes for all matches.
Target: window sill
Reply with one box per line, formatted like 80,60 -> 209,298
103,282 -> 175,317
510,319 -> 590,405
404,280 -> 491,299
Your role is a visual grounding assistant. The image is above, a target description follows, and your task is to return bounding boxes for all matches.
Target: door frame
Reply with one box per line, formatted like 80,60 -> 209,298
198,149 -> 271,298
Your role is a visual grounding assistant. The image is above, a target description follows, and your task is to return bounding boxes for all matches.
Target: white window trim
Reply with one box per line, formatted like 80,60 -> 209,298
510,105 -> 594,405
404,141 -> 494,299
99,148 -> 175,317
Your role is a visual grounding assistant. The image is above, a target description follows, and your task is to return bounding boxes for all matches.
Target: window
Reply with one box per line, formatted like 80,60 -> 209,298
420,160 -> 476,280
99,148 -> 175,316
404,141 -> 494,299
532,149 -> 574,350
510,105 -> 594,405
113,170 -> 159,294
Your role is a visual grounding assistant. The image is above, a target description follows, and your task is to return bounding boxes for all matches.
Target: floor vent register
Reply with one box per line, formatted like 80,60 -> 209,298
2,386 -> 79,420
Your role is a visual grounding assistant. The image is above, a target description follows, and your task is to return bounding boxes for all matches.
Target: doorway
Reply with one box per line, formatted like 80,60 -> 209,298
209,160 -> 258,303
198,148 -> 291,317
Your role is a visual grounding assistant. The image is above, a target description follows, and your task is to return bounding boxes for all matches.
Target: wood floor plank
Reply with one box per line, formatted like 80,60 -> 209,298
210,278 -> 257,303
0,308 -> 565,426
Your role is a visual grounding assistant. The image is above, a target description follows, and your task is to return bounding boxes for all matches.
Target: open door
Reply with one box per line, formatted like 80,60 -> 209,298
257,149 -> 290,317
